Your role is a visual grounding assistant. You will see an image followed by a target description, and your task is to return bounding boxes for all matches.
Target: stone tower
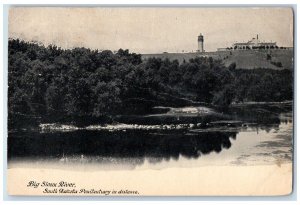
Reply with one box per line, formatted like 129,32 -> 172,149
198,33 -> 204,52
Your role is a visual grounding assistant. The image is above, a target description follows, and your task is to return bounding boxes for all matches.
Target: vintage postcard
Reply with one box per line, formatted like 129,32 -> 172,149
7,7 -> 294,196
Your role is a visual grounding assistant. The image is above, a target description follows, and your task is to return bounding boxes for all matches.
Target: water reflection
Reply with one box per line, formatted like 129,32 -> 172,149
7,103 -> 293,169
8,130 -> 237,164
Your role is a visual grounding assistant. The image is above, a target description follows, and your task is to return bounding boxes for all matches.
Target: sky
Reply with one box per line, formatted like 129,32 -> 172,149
9,7 -> 294,53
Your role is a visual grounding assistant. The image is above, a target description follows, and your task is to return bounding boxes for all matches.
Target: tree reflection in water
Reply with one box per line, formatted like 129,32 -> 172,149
8,130 -> 237,164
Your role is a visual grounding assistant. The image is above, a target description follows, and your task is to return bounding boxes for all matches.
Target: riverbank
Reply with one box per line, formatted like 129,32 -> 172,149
7,163 -> 292,196
230,100 -> 293,106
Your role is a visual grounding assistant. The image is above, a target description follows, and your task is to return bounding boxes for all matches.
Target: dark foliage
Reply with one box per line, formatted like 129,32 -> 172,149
8,39 -> 293,128
271,61 -> 283,67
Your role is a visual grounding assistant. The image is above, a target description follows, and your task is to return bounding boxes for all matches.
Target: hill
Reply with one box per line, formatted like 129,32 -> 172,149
8,39 -> 293,128
142,49 -> 294,70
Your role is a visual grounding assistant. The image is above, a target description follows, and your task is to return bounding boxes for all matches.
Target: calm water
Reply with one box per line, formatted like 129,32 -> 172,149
8,104 -> 293,170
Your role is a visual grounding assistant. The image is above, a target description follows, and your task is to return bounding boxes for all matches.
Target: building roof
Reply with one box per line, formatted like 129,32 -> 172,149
232,35 -> 276,46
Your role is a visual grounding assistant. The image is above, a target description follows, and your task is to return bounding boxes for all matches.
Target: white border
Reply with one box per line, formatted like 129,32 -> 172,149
1,0 -> 299,204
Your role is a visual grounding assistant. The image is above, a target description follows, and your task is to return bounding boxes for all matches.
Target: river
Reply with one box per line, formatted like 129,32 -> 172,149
8,103 -> 293,170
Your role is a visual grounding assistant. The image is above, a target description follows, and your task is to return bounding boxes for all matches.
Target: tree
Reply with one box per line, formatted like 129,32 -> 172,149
228,62 -> 236,71
92,81 -> 121,117
8,38 -> 293,128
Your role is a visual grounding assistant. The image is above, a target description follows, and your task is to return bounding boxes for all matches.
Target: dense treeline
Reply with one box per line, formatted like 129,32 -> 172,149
8,39 -> 293,127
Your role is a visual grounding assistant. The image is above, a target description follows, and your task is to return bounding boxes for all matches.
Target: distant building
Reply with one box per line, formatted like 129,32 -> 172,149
197,33 -> 204,52
217,35 -> 282,51
217,48 -> 229,51
233,35 -> 277,50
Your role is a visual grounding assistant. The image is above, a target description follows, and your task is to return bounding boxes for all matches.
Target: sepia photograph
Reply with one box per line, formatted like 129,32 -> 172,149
6,6 -> 294,196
